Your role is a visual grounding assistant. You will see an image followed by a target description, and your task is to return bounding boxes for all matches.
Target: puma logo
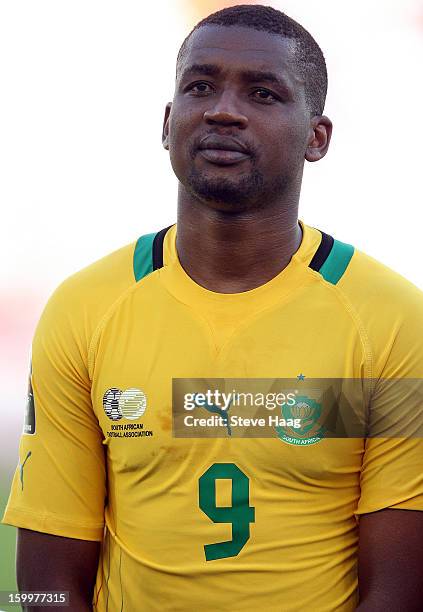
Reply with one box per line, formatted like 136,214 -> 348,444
19,451 -> 32,491
194,393 -> 233,436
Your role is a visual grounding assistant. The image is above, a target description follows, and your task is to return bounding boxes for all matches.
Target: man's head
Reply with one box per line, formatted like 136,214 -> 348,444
163,4 -> 332,213
177,5 -> 328,118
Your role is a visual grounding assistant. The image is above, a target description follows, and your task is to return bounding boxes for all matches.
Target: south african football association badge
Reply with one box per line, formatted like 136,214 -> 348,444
276,394 -> 326,446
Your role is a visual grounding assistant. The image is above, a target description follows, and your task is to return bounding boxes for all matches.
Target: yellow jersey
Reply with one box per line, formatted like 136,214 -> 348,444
3,220 -> 423,611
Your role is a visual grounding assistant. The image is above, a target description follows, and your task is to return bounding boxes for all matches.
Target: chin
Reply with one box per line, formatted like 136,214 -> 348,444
187,170 -> 265,211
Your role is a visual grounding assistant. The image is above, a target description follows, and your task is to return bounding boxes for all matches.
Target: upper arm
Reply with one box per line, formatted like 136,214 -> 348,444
358,508 -> 423,610
17,527 -> 101,611
355,271 -> 423,608
355,276 -> 423,516
2,280 -> 106,539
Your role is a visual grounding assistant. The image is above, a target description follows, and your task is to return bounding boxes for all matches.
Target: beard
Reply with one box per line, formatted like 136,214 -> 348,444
187,165 -> 265,211
186,163 -> 292,212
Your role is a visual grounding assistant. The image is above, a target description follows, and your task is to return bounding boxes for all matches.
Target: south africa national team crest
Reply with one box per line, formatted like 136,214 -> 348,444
102,387 -> 153,439
276,395 -> 325,446
103,387 -> 147,421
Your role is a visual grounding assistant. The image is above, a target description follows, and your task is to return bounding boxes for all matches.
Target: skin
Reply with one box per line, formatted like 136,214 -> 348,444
356,510 -> 423,611
17,24 -> 423,611
162,25 -> 332,292
16,528 -> 100,611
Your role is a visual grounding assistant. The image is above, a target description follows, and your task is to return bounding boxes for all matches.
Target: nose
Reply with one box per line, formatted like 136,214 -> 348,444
203,91 -> 248,129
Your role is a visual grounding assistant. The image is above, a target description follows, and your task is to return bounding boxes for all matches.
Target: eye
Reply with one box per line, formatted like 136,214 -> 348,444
251,88 -> 279,103
186,82 -> 214,95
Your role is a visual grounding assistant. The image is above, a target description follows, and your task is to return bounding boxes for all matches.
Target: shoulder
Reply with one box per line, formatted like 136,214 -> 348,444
33,240 -> 140,366
307,224 -> 422,313
306,223 -> 423,377
42,241 -> 138,323
334,244 -> 423,377
339,246 -> 422,310
336,245 -> 423,326
32,224 -> 175,375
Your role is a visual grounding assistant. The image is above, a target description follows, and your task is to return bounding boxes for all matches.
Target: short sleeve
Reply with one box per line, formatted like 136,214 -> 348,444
356,282 -> 423,515
1,280 -> 106,540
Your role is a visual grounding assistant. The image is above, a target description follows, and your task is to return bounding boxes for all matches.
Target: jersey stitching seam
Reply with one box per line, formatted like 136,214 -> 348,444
305,265 -> 374,381
87,274 -> 158,380
159,274 -> 315,358
5,505 -> 104,529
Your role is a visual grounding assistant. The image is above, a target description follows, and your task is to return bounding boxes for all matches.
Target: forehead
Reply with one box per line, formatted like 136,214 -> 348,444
178,25 -> 304,86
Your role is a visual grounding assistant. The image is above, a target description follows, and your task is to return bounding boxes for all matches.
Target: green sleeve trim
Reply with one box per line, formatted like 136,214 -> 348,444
319,239 -> 354,285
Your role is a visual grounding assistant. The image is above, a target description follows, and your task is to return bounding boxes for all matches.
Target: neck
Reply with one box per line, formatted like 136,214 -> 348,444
175,186 -> 303,294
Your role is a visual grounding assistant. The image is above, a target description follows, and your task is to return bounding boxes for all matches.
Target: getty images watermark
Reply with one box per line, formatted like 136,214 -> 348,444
172,378 -> 423,444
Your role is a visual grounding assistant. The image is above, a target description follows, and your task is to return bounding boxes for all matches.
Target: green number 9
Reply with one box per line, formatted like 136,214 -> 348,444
199,463 -> 255,561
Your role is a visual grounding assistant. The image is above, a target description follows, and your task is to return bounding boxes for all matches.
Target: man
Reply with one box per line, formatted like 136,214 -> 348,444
3,5 -> 423,611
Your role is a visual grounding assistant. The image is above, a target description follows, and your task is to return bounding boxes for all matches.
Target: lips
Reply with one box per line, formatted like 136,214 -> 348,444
197,135 -> 251,166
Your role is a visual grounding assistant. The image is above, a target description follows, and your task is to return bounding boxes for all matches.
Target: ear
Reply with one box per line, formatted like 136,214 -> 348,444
162,102 -> 172,150
305,115 -> 333,162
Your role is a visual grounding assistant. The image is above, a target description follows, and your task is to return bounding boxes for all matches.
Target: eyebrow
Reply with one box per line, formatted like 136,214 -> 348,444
181,63 -> 221,78
180,63 -> 291,92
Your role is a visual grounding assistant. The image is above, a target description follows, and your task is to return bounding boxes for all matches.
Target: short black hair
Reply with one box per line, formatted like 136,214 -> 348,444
176,4 -> 328,116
